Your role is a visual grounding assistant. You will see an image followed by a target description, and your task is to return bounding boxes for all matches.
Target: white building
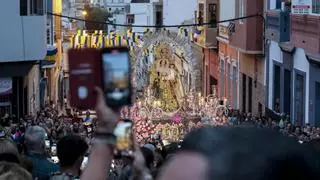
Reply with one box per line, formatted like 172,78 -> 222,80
129,0 -> 163,33
90,0 -> 105,7
0,0 -> 47,118
105,0 -> 131,33
266,0 -> 320,126
162,0 -> 196,31
104,0 -> 131,13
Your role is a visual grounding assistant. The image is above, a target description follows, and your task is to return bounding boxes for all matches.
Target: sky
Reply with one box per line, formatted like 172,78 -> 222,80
103,53 -> 129,77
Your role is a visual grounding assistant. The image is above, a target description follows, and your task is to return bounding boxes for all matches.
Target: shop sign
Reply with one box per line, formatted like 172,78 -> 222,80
291,0 -> 312,14
0,78 -> 12,96
219,25 -> 229,39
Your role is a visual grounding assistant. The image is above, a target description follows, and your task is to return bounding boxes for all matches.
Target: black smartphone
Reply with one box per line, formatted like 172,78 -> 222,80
101,47 -> 132,109
113,119 -> 134,157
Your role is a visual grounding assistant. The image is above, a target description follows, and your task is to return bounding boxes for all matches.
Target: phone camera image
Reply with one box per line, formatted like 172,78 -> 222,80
51,146 -> 57,156
45,140 -> 50,148
102,50 -> 131,108
113,121 -> 133,155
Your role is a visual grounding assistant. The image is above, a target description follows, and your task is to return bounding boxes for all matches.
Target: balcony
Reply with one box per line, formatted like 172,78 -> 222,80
265,10 -> 290,43
229,0 -> 263,54
196,27 -> 218,49
291,14 -> 320,55
229,17 -> 263,54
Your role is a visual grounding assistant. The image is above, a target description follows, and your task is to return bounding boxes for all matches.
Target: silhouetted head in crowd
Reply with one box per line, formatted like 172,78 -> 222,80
0,162 -> 32,180
140,147 -> 154,169
57,134 -> 88,175
157,126 -> 320,180
0,138 -> 19,157
24,126 -> 46,155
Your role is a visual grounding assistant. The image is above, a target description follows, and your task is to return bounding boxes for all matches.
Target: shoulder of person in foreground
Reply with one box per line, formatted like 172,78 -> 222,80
158,126 -> 320,180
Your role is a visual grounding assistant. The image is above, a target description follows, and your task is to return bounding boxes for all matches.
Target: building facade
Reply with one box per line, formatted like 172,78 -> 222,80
266,0 -> 320,126
105,0 -> 130,33
194,0 -> 219,96
0,0 -> 47,118
228,0 -> 265,116
129,0 -> 163,33
217,0 -> 240,110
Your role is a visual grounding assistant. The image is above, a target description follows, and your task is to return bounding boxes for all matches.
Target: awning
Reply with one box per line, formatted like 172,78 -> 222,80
306,52 -> 320,64
0,61 -> 35,77
41,60 -> 56,69
279,42 -> 295,53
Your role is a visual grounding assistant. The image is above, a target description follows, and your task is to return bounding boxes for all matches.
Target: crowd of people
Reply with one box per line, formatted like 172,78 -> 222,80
0,88 -> 320,180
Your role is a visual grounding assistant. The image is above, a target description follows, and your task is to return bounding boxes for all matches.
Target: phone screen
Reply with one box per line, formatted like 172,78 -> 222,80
113,120 -> 133,154
51,156 -> 59,164
102,50 -> 130,107
87,127 -> 92,133
45,140 -> 50,148
51,146 -> 57,156
81,156 -> 89,170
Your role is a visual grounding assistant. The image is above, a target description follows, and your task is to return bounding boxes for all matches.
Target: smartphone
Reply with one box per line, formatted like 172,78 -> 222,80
113,119 -> 133,156
45,140 -> 50,148
81,156 -> 89,170
51,145 -> 57,156
87,126 -> 92,133
101,47 -> 132,109
68,48 -> 102,110
51,156 -> 59,164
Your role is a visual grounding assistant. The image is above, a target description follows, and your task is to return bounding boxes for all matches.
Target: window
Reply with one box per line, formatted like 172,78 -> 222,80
127,14 -> 135,24
227,63 -> 231,98
273,64 -> 281,112
276,0 -> 281,9
248,77 -> 252,113
219,58 -> 224,98
156,11 -> 162,26
312,0 -> 320,14
239,0 -> 244,22
208,4 -> 217,28
283,69 -> 291,116
20,0 -> 28,16
232,66 -> 238,108
242,74 -> 246,113
30,0 -> 44,15
198,3 -> 204,24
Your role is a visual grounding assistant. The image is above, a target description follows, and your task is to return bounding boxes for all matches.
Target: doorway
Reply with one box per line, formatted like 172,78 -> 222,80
315,82 -> 320,126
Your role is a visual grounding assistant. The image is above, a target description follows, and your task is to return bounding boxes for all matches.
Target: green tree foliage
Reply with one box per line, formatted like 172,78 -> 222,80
84,4 -> 109,31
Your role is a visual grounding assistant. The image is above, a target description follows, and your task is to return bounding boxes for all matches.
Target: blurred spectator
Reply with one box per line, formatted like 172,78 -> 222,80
50,134 -> 88,179
24,126 -> 58,180
0,162 -> 32,180
157,126 -> 320,180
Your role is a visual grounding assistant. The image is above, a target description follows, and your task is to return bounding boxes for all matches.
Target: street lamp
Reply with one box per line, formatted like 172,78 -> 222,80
81,10 -> 87,29
81,10 -> 87,16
